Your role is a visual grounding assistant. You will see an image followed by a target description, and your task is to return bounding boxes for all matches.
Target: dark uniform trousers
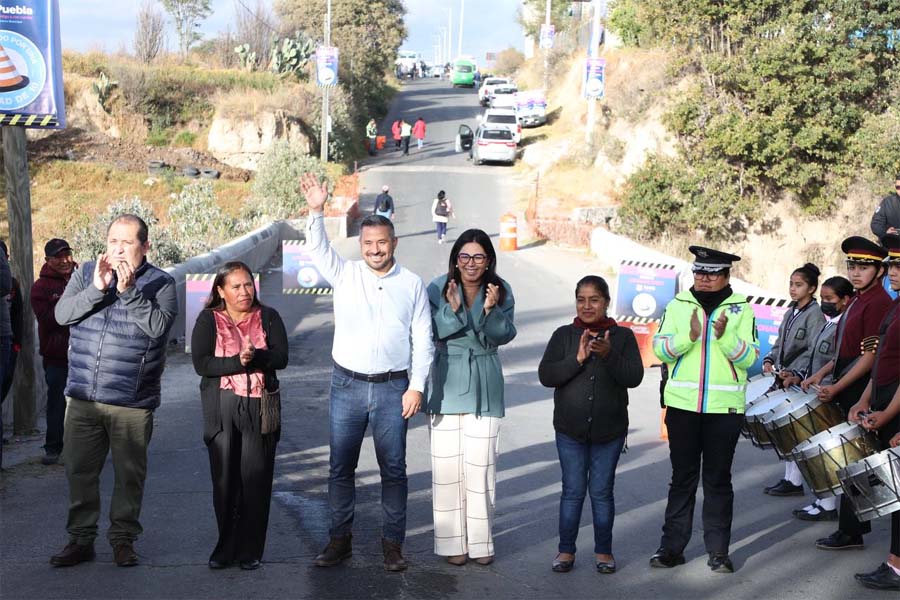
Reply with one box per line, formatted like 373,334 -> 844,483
661,406 -> 744,555
207,390 -> 278,564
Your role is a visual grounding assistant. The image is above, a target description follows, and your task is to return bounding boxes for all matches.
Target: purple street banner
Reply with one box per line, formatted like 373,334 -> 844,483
316,46 -> 339,87
0,0 -> 65,128
584,57 -> 605,99
747,297 -> 791,377
282,240 -> 333,295
614,260 -> 678,321
184,273 -> 259,353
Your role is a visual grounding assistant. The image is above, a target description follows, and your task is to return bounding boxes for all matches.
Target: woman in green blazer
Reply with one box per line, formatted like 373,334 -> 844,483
426,228 -> 516,566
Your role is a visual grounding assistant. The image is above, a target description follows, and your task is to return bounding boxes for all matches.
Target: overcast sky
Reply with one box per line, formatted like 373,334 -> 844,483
60,0 -> 524,62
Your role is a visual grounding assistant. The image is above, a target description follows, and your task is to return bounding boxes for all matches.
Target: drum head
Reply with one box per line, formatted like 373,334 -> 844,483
745,374 -> 776,403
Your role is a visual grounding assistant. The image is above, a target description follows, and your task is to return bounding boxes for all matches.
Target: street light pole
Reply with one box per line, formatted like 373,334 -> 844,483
542,0 -> 551,90
320,0 -> 332,163
457,0 -> 465,57
447,7 -> 453,61
585,0 -> 604,147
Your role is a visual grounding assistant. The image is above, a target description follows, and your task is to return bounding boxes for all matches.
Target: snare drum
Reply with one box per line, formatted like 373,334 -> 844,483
761,389 -> 845,460
837,447 -> 900,522
741,374 -> 777,439
792,422 -> 881,498
744,389 -> 794,449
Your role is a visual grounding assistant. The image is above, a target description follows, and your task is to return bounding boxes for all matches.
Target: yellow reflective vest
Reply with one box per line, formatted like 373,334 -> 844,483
653,291 -> 760,414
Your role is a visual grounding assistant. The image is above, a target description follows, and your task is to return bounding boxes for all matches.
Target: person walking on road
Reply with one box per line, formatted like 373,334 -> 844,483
413,117 -> 427,151
374,185 -> 395,220
49,214 -> 178,568
400,119 -> 412,156
539,275 -> 643,575
30,238 -> 76,466
299,173 -> 434,572
366,118 -> 378,156
392,119 -> 402,151
426,229 -> 516,567
649,246 -> 759,574
432,190 -> 454,244
191,261 -> 289,571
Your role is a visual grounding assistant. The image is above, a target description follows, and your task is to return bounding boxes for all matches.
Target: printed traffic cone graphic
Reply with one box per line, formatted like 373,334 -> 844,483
0,42 -> 29,92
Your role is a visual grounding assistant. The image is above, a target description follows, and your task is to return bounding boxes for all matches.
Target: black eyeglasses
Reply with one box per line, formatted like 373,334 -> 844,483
692,269 -> 726,280
458,253 -> 488,265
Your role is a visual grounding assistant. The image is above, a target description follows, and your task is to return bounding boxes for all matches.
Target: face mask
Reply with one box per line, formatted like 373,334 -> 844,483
820,302 -> 840,318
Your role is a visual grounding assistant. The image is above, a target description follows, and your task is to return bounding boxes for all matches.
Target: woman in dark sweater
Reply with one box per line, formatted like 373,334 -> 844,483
191,261 -> 288,571
538,275 -> 643,574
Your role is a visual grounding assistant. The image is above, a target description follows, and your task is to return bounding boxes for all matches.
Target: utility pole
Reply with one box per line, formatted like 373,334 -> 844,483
447,7 -> 453,61
1,126 -> 37,434
320,0 -> 332,163
457,0 -> 465,57
542,0 -> 552,90
585,0 -> 604,146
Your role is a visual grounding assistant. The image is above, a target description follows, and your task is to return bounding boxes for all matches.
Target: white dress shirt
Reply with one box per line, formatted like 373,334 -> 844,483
306,213 -> 434,392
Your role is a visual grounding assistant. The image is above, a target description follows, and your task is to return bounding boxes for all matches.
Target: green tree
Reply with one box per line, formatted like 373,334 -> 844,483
276,0 -> 406,120
493,47 -> 525,76
161,0 -> 213,60
618,0 -> 900,233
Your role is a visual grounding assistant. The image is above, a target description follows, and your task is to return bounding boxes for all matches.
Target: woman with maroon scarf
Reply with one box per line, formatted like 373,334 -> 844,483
192,262 -> 288,571
539,275 -> 643,574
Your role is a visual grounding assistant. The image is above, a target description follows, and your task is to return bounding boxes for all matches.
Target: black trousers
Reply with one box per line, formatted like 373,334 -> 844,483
401,136 -> 410,154
660,407 -> 743,555
207,391 -> 278,563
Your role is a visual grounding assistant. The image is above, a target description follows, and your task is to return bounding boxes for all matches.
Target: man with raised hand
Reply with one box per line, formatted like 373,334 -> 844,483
299,173 -> 434,572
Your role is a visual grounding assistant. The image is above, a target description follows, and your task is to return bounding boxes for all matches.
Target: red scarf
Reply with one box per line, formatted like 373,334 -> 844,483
573,316 -> 617,332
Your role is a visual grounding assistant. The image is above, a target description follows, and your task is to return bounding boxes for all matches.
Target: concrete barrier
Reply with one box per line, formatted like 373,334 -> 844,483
164,220 -> 304,342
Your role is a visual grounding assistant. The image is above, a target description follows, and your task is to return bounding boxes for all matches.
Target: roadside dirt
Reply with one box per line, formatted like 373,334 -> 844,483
26,127 -> 252,182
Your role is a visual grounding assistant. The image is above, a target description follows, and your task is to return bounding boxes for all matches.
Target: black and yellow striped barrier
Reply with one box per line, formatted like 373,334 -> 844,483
0,113 -> 60,128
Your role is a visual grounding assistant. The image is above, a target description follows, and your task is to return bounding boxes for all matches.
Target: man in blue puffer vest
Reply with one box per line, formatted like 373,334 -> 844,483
49,214 -> 177,568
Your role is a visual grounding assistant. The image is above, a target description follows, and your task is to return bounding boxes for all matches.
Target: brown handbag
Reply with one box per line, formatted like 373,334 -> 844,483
260,387 -> 281,435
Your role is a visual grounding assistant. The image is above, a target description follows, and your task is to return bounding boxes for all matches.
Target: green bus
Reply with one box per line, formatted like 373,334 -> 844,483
451,58 -> 477,87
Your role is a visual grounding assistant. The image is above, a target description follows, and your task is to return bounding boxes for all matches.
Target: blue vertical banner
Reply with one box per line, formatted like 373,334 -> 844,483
584,57 -> 605,99
0,0 -> 65,128
614,261 -> 678,321
316,46 -> 339,87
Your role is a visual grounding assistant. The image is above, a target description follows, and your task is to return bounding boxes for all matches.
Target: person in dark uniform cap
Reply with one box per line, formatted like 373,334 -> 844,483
805,236 -> 893,551
649,246 -> 760,574
852,233 -> 900,590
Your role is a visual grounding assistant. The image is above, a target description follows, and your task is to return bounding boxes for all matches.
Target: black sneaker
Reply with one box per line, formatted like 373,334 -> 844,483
649,547 -> 685,568
313,535 -> 352,567
815,530 -> 864,550
708,553 -> 734,573
41,452 -> 60,465
766,479 -> 804,496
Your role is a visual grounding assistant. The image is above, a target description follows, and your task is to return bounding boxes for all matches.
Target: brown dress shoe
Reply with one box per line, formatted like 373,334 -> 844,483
50,542 -> 96,567
473,556 -> 494,566
446,554 -> 467,566
113,542 -> 139,567
382,538 -> 408,572
313,535 -> 352,567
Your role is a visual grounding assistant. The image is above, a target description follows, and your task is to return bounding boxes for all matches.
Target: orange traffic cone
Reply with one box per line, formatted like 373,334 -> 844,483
660,407 -> 668,441
0,43 -> 28,91
499,214 -> 518,251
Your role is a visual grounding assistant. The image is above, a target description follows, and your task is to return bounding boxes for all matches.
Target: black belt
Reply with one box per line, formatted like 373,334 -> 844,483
334,363 -> 407,383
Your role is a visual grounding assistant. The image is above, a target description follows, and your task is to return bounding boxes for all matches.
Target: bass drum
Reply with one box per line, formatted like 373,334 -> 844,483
792,422 -> 880,499
838,447 -> 900,522
744,389 -> 794,450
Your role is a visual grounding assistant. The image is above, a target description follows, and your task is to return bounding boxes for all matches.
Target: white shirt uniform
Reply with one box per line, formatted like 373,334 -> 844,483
306,213 -> 434,392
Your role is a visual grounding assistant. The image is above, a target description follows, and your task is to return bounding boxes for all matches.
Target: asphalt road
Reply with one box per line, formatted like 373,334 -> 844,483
1,77 -> 895,599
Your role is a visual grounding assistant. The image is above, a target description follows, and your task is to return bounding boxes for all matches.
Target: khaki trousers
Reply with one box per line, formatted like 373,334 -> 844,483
63,398 -> 153,545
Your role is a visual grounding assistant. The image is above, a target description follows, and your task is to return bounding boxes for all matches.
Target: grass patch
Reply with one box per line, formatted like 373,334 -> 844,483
172,131 -> 198,147
0,161 -> 253,269
146,127 -> 173,147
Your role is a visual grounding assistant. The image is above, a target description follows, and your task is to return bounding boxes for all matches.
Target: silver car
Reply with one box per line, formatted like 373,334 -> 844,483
470,127 -> 517,166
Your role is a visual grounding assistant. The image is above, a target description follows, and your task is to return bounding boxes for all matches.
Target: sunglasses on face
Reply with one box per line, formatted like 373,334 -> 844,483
458,253 -> 488,265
